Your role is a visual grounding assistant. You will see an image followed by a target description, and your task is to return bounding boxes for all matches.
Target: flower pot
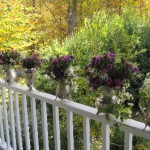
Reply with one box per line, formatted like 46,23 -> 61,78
95,86 -> 116,116
4,65 -> 16,84
55,80 -> 71,100
25,69 -> 35,91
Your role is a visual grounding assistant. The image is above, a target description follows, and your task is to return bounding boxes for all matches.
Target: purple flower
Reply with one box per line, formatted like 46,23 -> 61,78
131,66 -> 139,73
101,69 -> 108,74
64,55 -> 69,60
114,79 -> 123,88
107,64 -> 113,70
106,78 -> 113,86
0,53 -> 3,64
22,54 -> 41,69
96,55 -> 103,61
46,55 -> 74,80
107,52 -> 115,61
88,76 -> 101,91
125,61 -> 132,68
52,58 -> 58,63
63,55 -> 74,61
124,61 -> 139,73
85,53 -> 139,91
0,50 -> 20,65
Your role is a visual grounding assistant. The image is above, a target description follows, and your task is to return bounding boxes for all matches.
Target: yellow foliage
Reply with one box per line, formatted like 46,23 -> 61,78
0,0 -> 42,51
0,0 -> 149,50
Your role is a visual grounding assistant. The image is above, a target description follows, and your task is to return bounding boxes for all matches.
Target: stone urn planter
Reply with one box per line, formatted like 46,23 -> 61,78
4,65 -> 16,84
25,69 -> 36,91
55,79 -> 71,100
95,86 -> 116,116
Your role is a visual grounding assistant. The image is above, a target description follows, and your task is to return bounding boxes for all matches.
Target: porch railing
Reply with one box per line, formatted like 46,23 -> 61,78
0,78 -> 150,150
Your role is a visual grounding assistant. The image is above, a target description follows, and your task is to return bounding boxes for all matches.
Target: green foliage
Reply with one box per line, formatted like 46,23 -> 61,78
133,136 -> 150,150
139,73 -> 150,119
139,17 -> 150,50
110,124 -> 124,150
125,13 -> 150,115
110,124 -> 150,150
140,73 -> 150,100
45,10 -> 145,67
35,70 -> 56,94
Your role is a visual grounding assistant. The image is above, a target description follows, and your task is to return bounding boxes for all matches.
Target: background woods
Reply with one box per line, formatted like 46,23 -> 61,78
0,0 -> 149,50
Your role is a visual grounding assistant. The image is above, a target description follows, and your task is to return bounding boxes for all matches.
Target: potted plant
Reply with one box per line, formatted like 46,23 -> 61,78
22,54 -> 42,91
85,52 -> 139,119
0,49 -> 20,84
44,55 -> 74,100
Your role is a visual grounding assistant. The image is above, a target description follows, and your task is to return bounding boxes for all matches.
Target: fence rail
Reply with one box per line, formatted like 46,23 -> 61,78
0,78 -> 150,150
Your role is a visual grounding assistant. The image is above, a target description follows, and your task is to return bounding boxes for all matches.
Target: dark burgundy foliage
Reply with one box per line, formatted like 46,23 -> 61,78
46,55 -> 74,80
0,49 -> 20,65
85,52 -> 139,90
22,54 -> 42,69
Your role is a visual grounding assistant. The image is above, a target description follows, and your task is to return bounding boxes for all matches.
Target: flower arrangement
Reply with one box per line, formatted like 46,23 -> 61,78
45,55 -> 74,81
85,52 -> 139,90
0,49 -> 20,65
44,55 -> 74,100
85,52 -> 139,120
22,54 -> 42,69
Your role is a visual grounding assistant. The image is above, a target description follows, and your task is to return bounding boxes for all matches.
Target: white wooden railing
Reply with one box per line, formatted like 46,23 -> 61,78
0,78 -> 150,150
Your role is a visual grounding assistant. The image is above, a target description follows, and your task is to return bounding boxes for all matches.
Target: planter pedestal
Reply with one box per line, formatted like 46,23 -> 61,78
25,69 -> 36,91
4,65 -> 16,84
55,80 -> 71,100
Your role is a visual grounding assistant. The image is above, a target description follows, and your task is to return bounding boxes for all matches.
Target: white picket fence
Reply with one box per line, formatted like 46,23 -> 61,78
0,78 -> 150,150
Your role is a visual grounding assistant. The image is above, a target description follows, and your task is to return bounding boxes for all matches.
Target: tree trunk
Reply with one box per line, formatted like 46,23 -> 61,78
68,0 -> 77,35
32,0 -> 35,7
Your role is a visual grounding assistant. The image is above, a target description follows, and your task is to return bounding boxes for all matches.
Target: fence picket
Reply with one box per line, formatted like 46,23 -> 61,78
41,101 -> 49,150
30,97 -> 39,150
8,89 -> 17,150
124,131 -> 133,150
67,111 -> 74,150
102,123 -> 110,150
1,87 -> 11,148
14,91 -> 23,150
83,117 -> 90,150
22,94 -> 31,150
53,106 -> 61,150
0,105 -> 5,144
